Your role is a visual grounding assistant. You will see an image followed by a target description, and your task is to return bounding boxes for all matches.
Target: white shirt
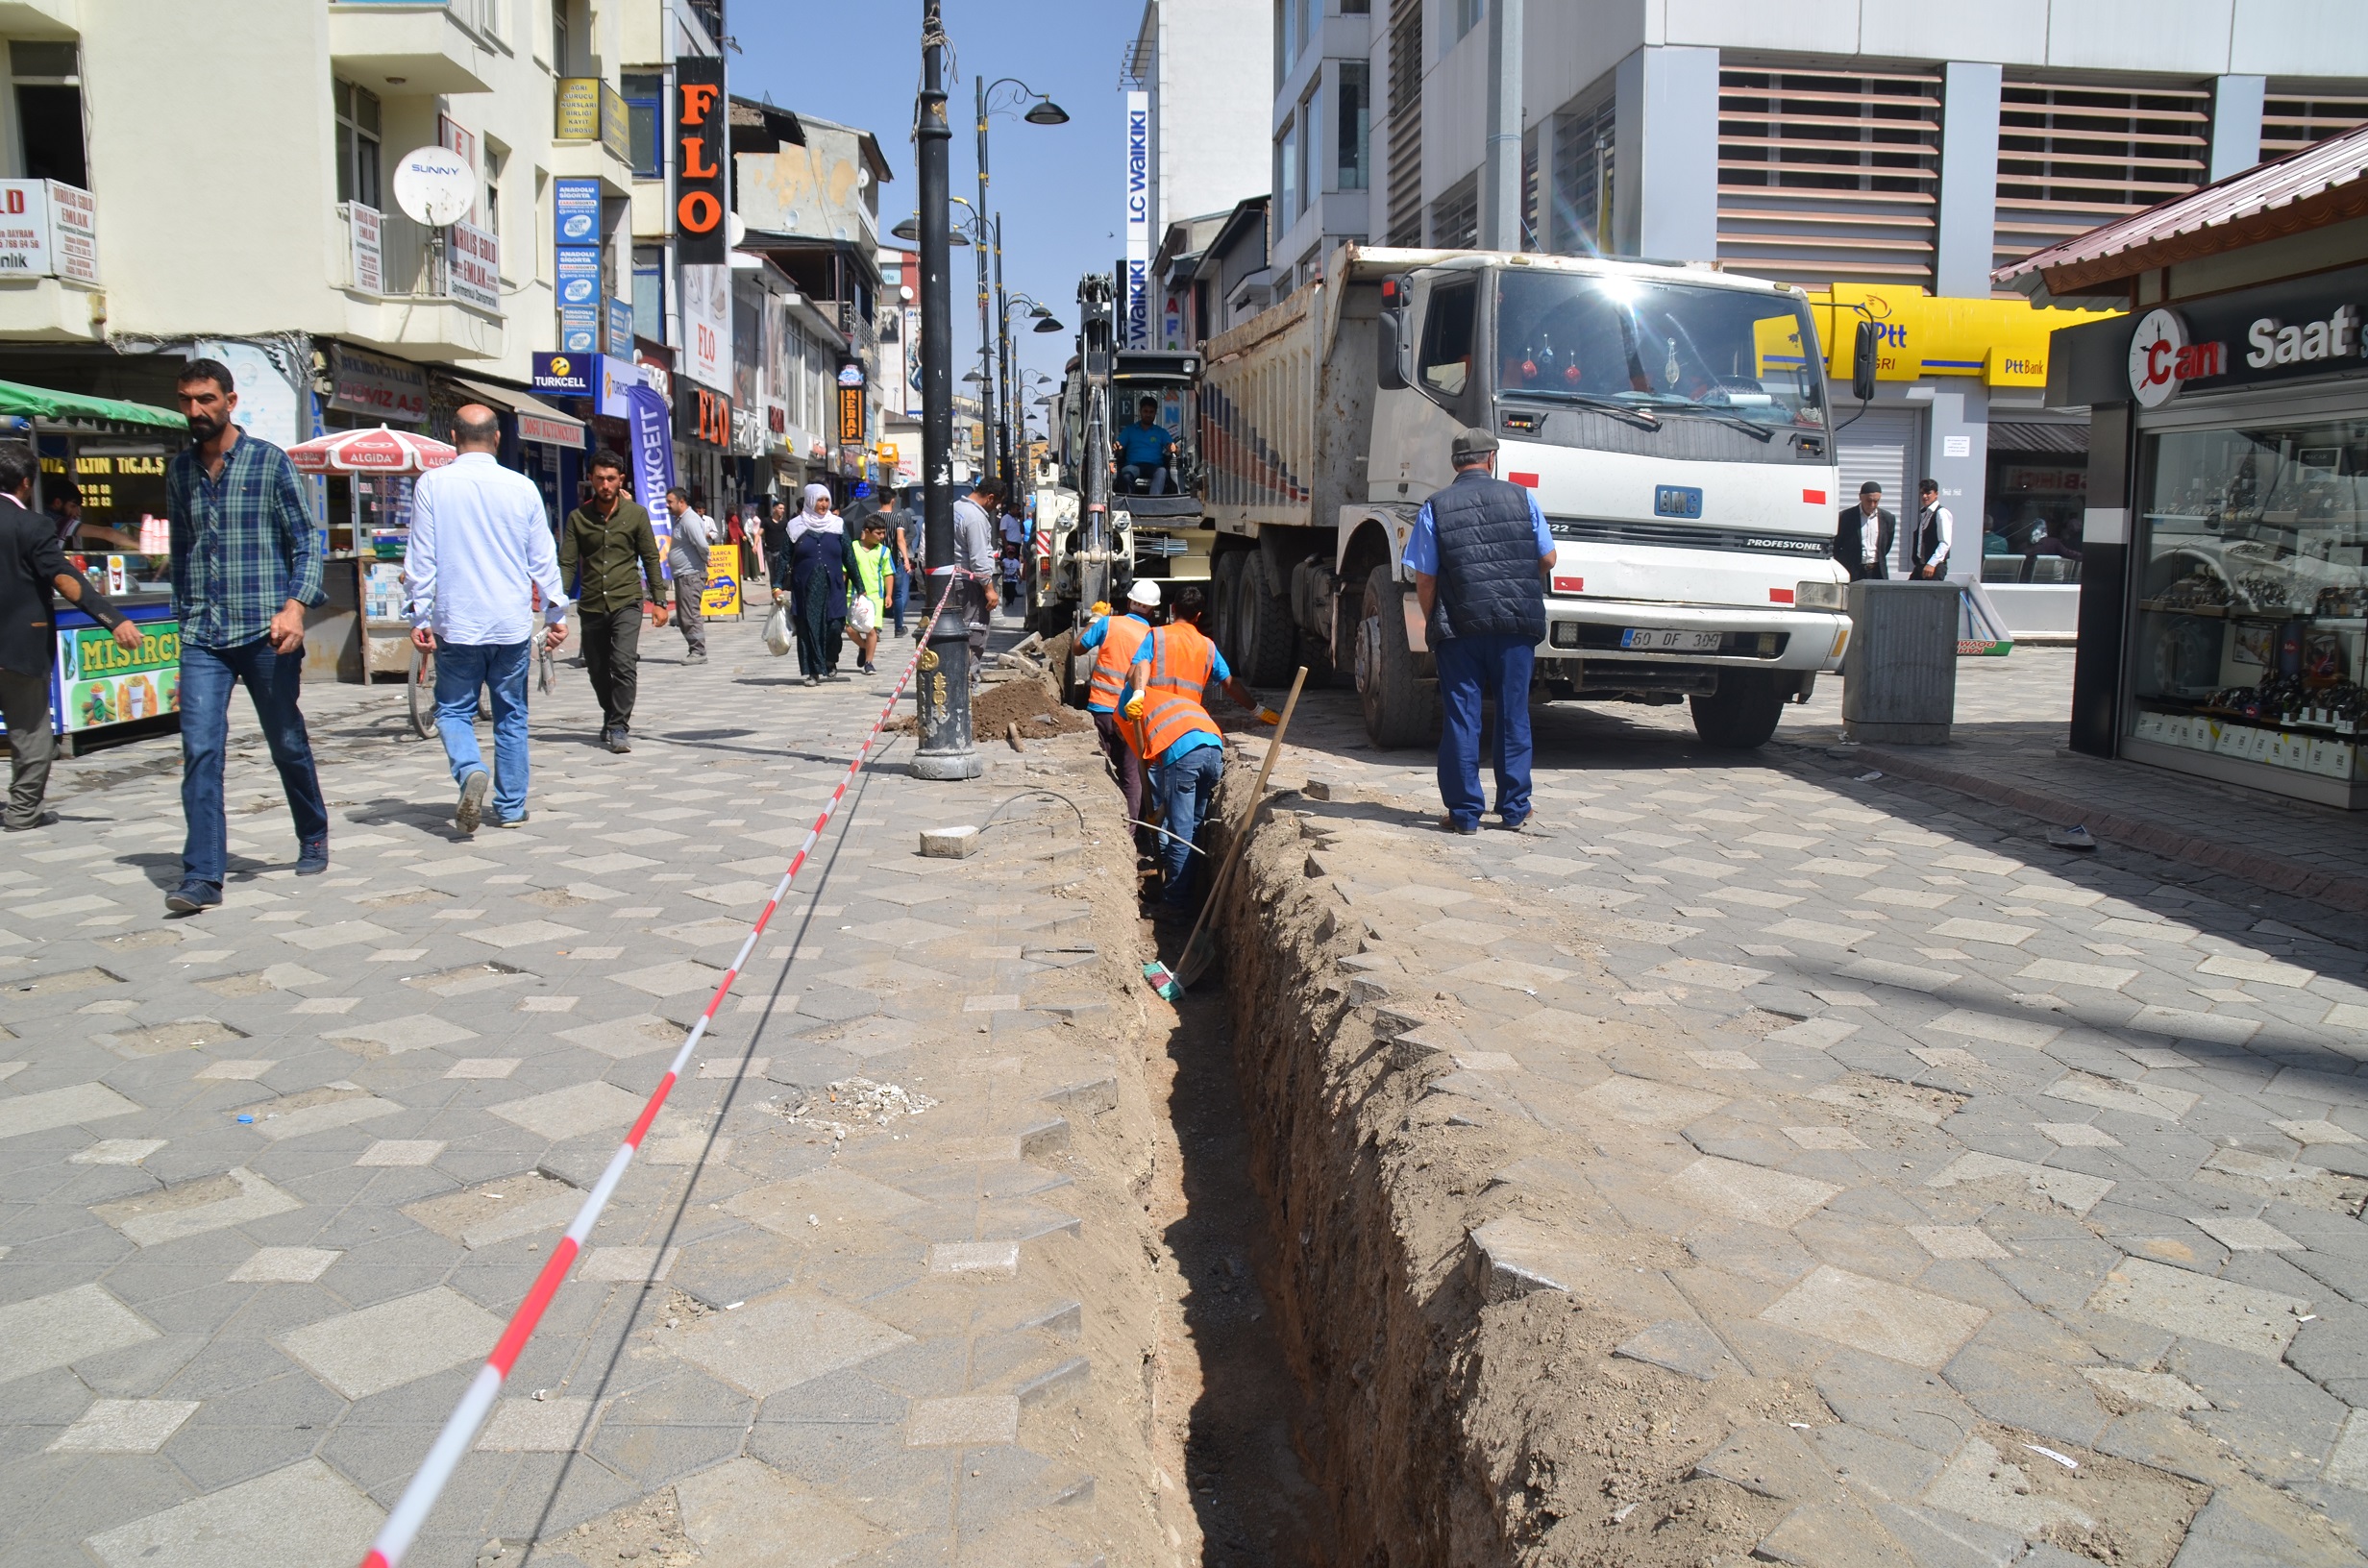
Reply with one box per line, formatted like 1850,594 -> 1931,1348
1856,504 -> 1884,569
404,452 -> 570,645
1917,502 -> 1954,572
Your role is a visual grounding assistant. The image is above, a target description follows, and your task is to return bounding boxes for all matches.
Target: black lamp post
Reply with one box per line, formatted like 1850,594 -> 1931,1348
974,76 -> 1066,512
913,0 -> 977,780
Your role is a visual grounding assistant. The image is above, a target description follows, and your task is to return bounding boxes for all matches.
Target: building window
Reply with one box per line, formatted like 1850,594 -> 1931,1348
483,142 -> 506,241
1300,83 -> 1320,208
632,245 -> 665,344
12,40 -> 86,189
1343,0 -> 1369,11
1430,172 -> 1478,248
1718,63 -> 1941,287
622,73 -> 664,180
1275,0 -> 1294,86
1549,96 -> 1613,255
1276,115 -> 1299,225
333,79 -> 383,211
1338,61 -> 1369,190
1454,0 -> 1483,43
1994,78 -> 2208,277
552,0 -> 572,73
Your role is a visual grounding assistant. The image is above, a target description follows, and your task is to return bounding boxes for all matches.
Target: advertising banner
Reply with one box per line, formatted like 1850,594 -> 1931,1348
681,263 -> 731,392
58,617 -> 180,732
331,344 -> 429,423
555,246 -> 600,308
673,57 -> 728,266
348,201 -> 383,294
1122,89 -> 1151,349
702,542 -> 741,618
557,305 -> 599,353
555,78 -> 600,140
448,219 -> 500,311
0,179 -> 51,278
554,178 -> 602,247
605,295 -> 634,357
626,380 -> 677,531
530,353 -> 593,396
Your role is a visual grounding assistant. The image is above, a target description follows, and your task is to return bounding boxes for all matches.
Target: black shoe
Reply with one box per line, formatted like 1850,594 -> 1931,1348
608,728 -> 632,754
456,769 -> 490,833
2,810 -> 58,832
805,674 -> 821,687
297,836 -> 330,874
687,649 -> 707,664
165,880 -> 222,915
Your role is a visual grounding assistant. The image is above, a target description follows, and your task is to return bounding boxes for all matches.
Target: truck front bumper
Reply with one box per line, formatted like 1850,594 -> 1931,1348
1539,599 -> 1850,674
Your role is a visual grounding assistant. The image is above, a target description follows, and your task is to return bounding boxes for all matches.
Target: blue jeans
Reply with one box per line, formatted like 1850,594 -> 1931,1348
1435,633 -> 1535,829
434,640 -> 531,821
892,566 -> 908,634
1153,742 -> 1225,906
179,636 -> 329,887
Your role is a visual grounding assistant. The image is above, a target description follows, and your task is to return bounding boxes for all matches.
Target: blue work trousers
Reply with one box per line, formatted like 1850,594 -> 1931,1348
1153,742 -> 1225,907
435,640 -> 531,822
179,635 -> 330,887
1435,632 -> 1535,830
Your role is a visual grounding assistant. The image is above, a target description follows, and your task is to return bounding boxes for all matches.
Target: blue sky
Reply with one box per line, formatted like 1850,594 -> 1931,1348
732,1 -> 1142,434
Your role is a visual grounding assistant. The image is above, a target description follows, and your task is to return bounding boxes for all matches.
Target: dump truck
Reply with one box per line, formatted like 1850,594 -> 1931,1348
1198,245 -> 1853,749
1026,272 -> 1216,635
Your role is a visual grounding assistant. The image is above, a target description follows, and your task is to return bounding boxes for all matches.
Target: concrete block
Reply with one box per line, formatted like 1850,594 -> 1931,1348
81,1458 -> 381,1568
1841,580 -> 1959,745
920,825 -> 981,858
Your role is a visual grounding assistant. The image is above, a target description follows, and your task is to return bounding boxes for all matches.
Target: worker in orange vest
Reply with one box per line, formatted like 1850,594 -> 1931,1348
1120,583 -> 1267,912
1077,579 -> 1161,851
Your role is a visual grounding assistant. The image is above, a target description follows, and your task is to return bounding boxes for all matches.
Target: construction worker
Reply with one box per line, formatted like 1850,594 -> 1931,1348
1077,579 -> 1160,852
1120,583 -> 1265,913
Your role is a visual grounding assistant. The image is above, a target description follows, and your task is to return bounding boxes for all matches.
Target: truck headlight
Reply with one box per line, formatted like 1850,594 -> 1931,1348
1794,580 -> 1845,611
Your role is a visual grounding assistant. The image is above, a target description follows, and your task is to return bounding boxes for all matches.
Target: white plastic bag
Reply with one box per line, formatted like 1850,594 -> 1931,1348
762,602 -> 793,656
849,594 -> 877,634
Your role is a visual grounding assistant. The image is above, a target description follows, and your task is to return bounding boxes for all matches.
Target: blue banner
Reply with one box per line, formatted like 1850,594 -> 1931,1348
557,305 -> 599,353
554,179 -> 602,247
556,246 -> 602,308
605,296 -> 634,356
627,382 -> 677,579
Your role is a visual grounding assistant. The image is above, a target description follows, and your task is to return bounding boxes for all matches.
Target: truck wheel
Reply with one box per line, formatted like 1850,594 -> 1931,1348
1209,550 -> 1246,667
1357,566 -> 1439,749
1238,550 -> 1297,686
1690,670 -> 1787,749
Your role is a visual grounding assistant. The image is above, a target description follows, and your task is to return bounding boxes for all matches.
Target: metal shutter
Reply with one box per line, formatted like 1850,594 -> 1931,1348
1993,80 -> 2209,275
1715,62 -> 1941,286
1836,407 -> 1921,516
1384,0 -> 1423,247
2262,89 -> 2368,159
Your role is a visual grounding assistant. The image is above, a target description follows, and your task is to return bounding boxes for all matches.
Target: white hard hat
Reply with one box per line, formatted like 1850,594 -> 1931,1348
1126,579 -> 1161,607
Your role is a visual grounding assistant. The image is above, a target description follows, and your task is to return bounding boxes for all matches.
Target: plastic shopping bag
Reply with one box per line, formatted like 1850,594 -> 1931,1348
762,602 -> 794,656
850,594 -> 877,634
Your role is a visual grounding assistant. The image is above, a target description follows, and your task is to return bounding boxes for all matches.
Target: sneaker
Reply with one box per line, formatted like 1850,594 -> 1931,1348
456,769 -> 490,833
497,812 -> 530,828
805,674 -> 821,687
861,662 -> 877,675
165,879 -> 222,915
607,728 -> 632,754
296,836 -> 331,874
686,649 -> 707,664
597,725 -> 614,748
2,810 -> 58,832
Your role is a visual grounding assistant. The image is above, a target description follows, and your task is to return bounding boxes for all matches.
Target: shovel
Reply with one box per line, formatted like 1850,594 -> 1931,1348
1170,665 -> 1309,990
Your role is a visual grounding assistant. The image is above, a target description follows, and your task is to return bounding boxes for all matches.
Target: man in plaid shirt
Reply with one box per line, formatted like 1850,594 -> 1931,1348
163,356 -> 330,914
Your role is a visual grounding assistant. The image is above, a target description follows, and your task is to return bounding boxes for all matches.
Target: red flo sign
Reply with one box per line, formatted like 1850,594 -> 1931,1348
674,58 -> 727,265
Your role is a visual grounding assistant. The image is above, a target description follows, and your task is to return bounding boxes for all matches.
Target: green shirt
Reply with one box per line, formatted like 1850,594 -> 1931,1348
558,497 -> 663,615
848,538 -> 892,604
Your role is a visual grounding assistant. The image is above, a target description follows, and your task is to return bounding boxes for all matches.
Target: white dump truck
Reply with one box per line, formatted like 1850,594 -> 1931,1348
1199,245 -> 1853,749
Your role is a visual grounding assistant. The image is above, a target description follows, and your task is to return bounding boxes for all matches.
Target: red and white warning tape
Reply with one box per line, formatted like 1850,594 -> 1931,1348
359,575 -> 975,1568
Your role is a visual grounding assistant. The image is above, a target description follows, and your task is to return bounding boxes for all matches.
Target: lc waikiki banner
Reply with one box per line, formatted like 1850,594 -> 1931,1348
1122,90 -> 1150,349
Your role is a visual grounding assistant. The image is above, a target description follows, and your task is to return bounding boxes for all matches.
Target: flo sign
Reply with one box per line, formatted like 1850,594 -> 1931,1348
2116,264 -> 2368,408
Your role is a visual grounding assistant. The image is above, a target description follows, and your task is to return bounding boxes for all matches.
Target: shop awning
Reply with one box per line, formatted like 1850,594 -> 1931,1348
445,376 -> 587,448
1989,421 -> 2090,456
0,377 -> 185,434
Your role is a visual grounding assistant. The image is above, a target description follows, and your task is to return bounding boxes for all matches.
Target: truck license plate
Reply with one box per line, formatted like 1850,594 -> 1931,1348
1620,627 -> 1723,652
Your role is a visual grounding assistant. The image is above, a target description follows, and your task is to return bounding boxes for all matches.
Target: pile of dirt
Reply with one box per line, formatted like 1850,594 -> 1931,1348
974,672 -> 1095,736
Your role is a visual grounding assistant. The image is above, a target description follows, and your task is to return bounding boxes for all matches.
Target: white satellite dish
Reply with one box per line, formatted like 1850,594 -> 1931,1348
728,212 -> 747,248
392,145 -> 476,227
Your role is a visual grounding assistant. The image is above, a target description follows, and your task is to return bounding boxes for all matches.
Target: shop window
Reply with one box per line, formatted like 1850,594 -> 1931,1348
12,39 -> 86,189
623,72 -> 664,181
334,79 -> 382,211
2129,416 -> 2368,791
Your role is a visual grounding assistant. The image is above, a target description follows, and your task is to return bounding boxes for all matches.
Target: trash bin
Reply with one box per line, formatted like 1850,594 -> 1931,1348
1841,580 -> 1959,745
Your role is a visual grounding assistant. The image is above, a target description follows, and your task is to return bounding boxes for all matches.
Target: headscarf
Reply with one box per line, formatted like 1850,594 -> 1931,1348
789,482 -> 841,542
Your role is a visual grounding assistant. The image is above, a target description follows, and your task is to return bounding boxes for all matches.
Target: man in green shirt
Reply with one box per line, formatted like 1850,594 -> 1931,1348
557,452 -> 667,753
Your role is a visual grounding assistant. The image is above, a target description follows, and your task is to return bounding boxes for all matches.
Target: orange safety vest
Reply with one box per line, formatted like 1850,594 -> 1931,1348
1085,613 -> 1152,711
1133,621 -> 1222,761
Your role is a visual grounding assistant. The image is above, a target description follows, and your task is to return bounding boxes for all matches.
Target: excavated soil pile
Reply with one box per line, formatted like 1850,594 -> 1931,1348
883,666 -> 1093,738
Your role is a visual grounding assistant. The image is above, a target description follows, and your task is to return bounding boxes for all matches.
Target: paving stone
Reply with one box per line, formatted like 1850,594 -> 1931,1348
2191,1215 -> 2301,1252
489,1081 -> 644,1142
227,1246 -> 340,1284
92,1166 -> 304,1247
661,1293 -> 915,1397
1909,1226 -> 2009,1261
2083,1366 -> 2209,1410
356,1139 -> 444,1166
928,1241 -> 1021,1277
1694,1420 -> 1830,1499
476,1395 -> 594,1451
69,1138 -> 168,1165
904,1394 -> 1020,1447
674,1455 -> 886,1566
1919,1435 -> 2094,1534
578,1245 -> 681,1283
0,1080 -> 143,1141
320,1016 -> 478,1054
81,1457 -> 382,1567
613,959 -> 728,997
1762,1266 -> 1988,1370
555,1014 -> 686,1059
2086,1256 -> 2311,1358
1921,1008 -> 2060,1049
404,1172 -> 582,1249
1813,1422 -> 1942,1503
1668,1156 -> 1839,1228
1613,1317 -> 1736,1381
1925,1151 -> 2113,1216
273,1285 -> 502,1398
44,1397 -> 200,1454
1577,1074 -> 1729,1129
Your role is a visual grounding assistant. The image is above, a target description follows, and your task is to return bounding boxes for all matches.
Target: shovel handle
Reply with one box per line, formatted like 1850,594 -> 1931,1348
1173,666 -> 1308,978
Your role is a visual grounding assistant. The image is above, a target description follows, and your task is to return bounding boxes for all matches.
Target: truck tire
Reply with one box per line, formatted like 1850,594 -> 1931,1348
1209,550 -> 1246,667
1237,550 -> 1297,686
1357,565 -> 1439,749
1690,670 -> 1787,750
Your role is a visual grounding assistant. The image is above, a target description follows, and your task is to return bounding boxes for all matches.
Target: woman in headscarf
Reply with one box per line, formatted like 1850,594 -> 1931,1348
787,482 -> 847,685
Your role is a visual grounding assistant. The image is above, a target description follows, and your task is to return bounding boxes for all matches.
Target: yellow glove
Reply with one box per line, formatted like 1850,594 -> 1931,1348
1256,707 -> 1282,725
1122,693 -> 1145,719
1089,600 -> 1112,618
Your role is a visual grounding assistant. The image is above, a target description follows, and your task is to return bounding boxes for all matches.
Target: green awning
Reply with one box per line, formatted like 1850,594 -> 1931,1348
0,376 -> 185,434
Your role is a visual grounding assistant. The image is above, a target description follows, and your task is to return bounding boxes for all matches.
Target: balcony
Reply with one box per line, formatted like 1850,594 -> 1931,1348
335,202 -> 503,362
0,178 -> 103,343
327,0 -> 494,96
0,2 -> 78,38
553,78 -> 635,196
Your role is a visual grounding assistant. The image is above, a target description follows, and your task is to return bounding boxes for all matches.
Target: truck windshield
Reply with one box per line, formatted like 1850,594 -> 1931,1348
1495,271 -> 1825,435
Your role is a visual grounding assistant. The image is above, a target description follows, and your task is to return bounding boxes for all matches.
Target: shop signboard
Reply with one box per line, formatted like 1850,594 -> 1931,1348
1122,91 -> 1150,348
555,78 -> 600,141
702,542 -> 741,618
597,355 -> 643,419
681,263 -> 730,392
837,384 -> 864,445
57,616 -> 180,732
530,353 -> 594,397
673,57 -> 727,266
447,219 -> 500,312
557,305 -> 599,353
555,245 -> 601,308
347,201 -> 384,294
605,295 -> 633,357
554,178 -> 602,247
331,345 -> 429,423
0,178 -> 98,284
200,340 -> 302,449
2059,262 -> 2368,409
47,181 -> 95,283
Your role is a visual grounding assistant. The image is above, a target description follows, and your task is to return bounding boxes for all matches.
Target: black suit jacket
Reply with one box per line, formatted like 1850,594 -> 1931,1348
2,493 -> 94,677
1834,505 -> 1896,581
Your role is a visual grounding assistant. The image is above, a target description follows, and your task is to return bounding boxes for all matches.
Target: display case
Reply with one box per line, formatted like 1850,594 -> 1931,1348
2126,412 -> 2368,807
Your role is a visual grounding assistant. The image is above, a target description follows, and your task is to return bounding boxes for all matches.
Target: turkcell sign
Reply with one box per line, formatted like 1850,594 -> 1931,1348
555,246 -> 601,307
554,178 -> 602,246
530,354 -> 594,396
557,305 -> 600,354
1122,89 -> 1150,349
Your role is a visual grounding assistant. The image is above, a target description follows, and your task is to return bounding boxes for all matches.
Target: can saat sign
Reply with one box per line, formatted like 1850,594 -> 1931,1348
674,58 -> 727,266
2127,308 -> 2224,408
2126,297 -> 2364,407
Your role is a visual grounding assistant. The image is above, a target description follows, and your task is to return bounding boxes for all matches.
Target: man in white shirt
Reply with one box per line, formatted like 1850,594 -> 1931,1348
664,486 -> 712,664
405,405 -> 570,833
950,475 -> 1001,674
1910,478 -> 1954,580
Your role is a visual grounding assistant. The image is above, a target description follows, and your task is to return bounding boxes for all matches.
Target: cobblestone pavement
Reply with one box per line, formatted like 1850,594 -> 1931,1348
1257,669 -> 2368,1566
0,612 -> 1155,1568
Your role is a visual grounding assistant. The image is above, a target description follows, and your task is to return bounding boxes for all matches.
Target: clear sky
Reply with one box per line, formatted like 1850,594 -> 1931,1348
731,0 -> 1144,443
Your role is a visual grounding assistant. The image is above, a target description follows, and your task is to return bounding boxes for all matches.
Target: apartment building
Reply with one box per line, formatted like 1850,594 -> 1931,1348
1246,0 -> 2368,634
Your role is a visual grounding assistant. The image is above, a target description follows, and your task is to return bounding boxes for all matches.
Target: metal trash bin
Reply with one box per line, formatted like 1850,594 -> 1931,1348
1842,580 -> 1959,745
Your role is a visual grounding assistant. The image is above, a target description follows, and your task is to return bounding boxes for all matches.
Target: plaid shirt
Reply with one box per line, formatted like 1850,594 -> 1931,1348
167,431 -> 324,649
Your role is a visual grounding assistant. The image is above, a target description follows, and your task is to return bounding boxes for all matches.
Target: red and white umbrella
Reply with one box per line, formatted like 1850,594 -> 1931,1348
287,425 -> 456,476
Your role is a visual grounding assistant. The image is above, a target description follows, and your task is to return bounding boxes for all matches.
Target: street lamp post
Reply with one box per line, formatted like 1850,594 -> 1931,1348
973,77 -> 1067,510
913,0 -> 977,780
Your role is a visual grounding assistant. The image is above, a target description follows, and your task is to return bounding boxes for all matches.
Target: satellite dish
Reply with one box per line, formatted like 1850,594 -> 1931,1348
392,145 -> 475,227
728,212 -> 747,248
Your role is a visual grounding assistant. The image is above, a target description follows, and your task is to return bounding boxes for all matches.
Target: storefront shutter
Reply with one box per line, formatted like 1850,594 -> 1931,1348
1836,407 -> 1921,522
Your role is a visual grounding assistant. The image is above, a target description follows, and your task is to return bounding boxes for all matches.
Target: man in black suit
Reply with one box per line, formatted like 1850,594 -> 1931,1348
0,442 -> 138,831
1834,481 -> 1897,581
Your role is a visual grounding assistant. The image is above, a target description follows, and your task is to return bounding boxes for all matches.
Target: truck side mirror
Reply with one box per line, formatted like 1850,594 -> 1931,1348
1851,319 -> 1879,404
1378,304 -> 1409,391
